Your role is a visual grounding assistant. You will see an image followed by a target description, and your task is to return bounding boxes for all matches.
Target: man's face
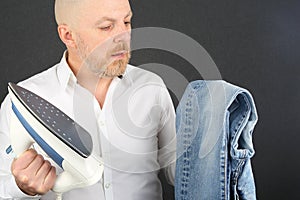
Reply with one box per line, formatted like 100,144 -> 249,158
73,0 -> 132,77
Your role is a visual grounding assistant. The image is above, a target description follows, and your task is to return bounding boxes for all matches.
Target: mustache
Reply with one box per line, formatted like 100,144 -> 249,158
109,42 -> 130,55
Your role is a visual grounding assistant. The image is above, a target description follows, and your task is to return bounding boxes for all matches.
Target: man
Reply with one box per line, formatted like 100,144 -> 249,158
0,0 -> 176,199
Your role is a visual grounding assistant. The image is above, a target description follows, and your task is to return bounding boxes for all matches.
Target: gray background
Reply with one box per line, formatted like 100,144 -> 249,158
1,0 -> 300,199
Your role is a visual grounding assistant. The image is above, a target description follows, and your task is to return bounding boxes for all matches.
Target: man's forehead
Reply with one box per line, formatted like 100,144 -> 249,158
95,11 -> 133,24
80,0 -> 132,22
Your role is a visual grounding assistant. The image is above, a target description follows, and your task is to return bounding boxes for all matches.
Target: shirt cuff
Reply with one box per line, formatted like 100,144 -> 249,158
7,176 -> 41,199
164,161 -> 176,186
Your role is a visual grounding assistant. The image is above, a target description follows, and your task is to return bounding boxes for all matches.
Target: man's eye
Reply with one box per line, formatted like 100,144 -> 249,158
100,25 -> 112,31
125,21 -> 131,26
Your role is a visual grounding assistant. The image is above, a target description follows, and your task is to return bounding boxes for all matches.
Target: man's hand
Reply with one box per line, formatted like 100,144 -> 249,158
11,149 -> 56,196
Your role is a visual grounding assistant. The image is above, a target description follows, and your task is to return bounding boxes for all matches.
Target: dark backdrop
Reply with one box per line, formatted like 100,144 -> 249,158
1,0 -> 300,199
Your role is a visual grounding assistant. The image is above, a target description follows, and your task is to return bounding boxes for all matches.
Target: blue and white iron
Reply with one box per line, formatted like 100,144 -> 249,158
8,82 -> 104,194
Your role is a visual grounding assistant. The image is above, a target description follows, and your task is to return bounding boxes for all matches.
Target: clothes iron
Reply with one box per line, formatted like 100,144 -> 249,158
7,82 -> 103,194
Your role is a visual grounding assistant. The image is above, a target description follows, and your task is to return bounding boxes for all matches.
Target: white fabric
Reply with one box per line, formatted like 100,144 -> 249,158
0,53 -> 176,200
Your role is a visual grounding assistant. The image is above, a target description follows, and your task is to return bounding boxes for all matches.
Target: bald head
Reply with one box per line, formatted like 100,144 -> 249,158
54,0 -> 84,26
54,0 -> 132,77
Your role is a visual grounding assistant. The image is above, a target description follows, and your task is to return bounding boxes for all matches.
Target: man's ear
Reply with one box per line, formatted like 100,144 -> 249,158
57,24 -> 76,48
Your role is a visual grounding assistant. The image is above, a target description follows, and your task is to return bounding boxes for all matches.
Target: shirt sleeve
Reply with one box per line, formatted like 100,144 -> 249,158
157,86 -> 177,186
0,95 -> 40,199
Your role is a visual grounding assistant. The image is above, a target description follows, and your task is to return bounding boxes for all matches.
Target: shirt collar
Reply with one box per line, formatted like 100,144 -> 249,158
57,51 -> 77,91
57,51 -> 133,91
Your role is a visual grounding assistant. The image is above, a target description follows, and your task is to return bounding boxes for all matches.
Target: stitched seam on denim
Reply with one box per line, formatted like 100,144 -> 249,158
228,93 -> 250,200
232,94 -> 250,135
231,159 -> 245,184
231,159 -> 246,200
231,94 -> 250,159
179,85 -> 199,200
231,102 -> 249,198
220,131 -> 228,200
231,131 -> 246,184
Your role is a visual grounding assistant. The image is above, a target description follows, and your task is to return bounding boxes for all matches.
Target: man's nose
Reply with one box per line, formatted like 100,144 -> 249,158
113,25 -> 131,43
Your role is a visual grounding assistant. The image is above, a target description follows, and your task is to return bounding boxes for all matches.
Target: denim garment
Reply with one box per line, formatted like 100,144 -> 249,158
175,80 -> 258,200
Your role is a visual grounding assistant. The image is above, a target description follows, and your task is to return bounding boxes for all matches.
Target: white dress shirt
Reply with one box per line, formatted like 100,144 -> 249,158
0,53 -> 176,200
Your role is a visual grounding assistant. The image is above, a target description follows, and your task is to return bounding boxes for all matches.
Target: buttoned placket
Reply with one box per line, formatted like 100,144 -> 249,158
99,116 -> 114,200
92,77 -> 120,200
92,99 -> 112,200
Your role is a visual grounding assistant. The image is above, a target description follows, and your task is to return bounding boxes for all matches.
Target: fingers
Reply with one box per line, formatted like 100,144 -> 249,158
43,166 -> 57,189
26,154 -> 45,174
35,160 -> 52,179
11,149 -> 57,196
11,149 -> 38,171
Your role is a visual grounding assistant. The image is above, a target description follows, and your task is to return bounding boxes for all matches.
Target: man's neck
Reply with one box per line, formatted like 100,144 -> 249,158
66,50 -> 113,108
95,77 -> 113,108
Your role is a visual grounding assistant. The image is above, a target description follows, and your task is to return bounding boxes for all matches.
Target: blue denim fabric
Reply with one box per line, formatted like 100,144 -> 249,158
175,80 -> 258,200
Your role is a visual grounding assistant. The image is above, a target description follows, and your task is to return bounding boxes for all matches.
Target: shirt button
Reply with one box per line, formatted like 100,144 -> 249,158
105,183 -> 110,189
